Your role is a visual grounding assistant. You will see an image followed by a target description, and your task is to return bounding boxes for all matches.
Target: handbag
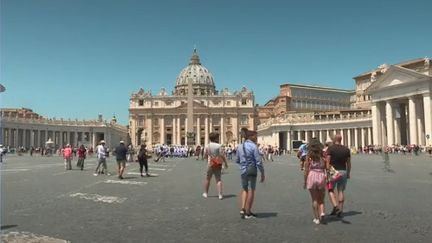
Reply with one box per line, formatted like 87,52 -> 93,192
243,143 -> 257,177
327,165 -> 342,182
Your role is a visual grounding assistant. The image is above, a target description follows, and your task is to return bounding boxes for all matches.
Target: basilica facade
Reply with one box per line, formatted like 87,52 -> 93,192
128,50 -> 256,147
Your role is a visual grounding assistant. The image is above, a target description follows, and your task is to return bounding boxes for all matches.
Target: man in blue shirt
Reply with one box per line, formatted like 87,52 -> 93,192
236,130 -> 265,219
297,141 -> 308,171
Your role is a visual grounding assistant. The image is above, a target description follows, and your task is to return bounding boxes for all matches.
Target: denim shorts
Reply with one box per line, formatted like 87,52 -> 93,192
332,170 -> 348,191
241,174 -> 257,191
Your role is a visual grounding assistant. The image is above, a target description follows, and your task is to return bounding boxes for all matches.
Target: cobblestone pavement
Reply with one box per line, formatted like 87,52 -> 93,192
1,153 -> 432,242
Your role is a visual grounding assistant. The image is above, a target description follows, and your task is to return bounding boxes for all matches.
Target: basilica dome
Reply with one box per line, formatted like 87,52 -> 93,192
174,49 -> 216,96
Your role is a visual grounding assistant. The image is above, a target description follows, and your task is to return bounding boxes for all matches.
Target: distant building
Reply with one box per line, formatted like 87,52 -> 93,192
0,108 -> 127,149
128,49 -> 256,147
258,57 -> 432,150
257,84 -> 354,124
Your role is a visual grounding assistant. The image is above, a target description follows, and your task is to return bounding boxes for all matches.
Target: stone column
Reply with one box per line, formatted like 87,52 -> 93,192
274,131 -> 280,147
177,117 -> 181,145
160,117 -> 165,144
74,132 -> 78,146
57,131 -> 62,147
14,129 -> 18,148
408,97 -> 418,145
232,117 -> 238,146
38,130 -> 41,147
347,128 -> 351,148
204,116 -> 209,145
287,131 -> 292,152
184,117 -> 188,145
312,130 -> 316,139
172,117 -> 176,145
148,118 -> 153,146
220,117 -> 224,144
386,101 -> 394,146
361,128 -> 365,148
416,98 -> 425,146
209,117 -> 213,133
326,130 -> 330,141
423,94 -> 432,145
319,130 -> 324,143
371,102 -> 381,145
22,129 -> 26,148
30,130 -> 35,147
354,128 -> 358,149
92,133 -> 96,149
368,127 -> 372,145
341,129 -> 346,146
196,117 -> 201,145
394,118 -> 401,145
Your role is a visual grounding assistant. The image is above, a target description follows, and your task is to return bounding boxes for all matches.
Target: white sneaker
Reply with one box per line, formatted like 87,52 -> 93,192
218,194 -> 223,200
313,218 -> 320,225
202,193 -> 208,198
93,173 -> 98,176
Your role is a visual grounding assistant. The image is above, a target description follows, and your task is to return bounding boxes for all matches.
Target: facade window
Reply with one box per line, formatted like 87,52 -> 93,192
154,101 -> 159,107
226,101 -> 231,106
240,115 -> 248,125
226,117 -> 231,124
138,100 -> 144,106
138,117 -> 144,126
241,98 -> 247,105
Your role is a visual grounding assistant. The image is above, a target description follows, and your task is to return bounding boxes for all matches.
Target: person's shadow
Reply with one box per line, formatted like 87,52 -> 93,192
1,224 -> 18,230
326,211 -> 362,224
383,154 -> 395,173
256,212 -> 278,218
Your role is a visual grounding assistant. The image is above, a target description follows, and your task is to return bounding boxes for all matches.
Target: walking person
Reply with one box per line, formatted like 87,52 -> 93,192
236,130 -> 265,219
77,144 -> 86,171
114,140 -> 128,179
326,134 -> 351,218
297,141 -> 308,171
137,144 -> 150,177
94,140 -> 108,176
0,144 -> 6,163
195,145 -> 202,160
267,145 -> 274,161
63,144 -> 73,170
202,132 -> 228,200
303,138 -> 327,224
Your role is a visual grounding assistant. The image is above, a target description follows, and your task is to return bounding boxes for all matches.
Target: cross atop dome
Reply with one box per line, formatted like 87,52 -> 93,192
189,48 -> 201,65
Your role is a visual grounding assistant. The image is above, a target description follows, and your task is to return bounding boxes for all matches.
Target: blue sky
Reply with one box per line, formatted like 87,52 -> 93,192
1,0 -> 431,125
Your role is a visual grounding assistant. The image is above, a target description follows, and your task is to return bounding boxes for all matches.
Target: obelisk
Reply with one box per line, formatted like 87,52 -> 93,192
186,60 -> 195,145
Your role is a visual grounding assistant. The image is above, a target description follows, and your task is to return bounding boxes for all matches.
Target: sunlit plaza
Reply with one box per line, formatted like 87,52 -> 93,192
1,153 -> 432,242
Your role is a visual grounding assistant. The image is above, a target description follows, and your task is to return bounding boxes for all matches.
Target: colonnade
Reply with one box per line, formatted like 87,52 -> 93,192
1,128 -> 102,149
267,127 -> 373,151
372,94 -> 432,146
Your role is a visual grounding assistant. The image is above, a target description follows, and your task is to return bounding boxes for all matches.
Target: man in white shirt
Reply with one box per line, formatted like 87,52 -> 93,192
94,140 -> 109,176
